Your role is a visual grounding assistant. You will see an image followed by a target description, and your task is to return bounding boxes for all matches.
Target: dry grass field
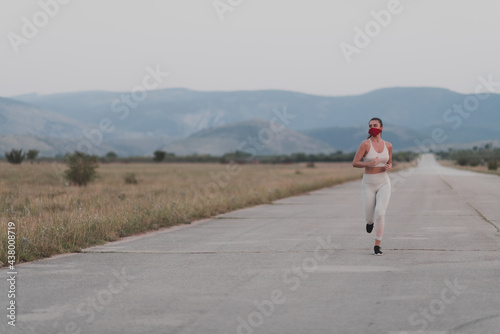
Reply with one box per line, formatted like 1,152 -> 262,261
0,160 -> 414,265
439,160 -> 500,176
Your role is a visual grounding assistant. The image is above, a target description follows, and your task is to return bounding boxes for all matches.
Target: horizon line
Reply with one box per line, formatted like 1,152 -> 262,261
4,85 -> 471,100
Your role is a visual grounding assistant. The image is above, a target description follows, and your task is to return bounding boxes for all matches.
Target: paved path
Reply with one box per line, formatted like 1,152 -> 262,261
2,154 -> 500,334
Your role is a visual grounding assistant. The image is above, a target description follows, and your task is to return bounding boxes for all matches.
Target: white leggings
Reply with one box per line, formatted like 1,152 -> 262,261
362,172 -> 391,241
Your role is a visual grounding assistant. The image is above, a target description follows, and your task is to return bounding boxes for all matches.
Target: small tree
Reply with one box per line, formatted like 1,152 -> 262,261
5,149 -> 25,164
469,158 -> 480,167
64,151 -> 99,186
106,151 -> 118,158
221,150 -> 252,164
124,172 -> 138,184
457,157 -> 469,166
27,149 -> 39,164
153,150 -> 166,162
488,159 -> 498,171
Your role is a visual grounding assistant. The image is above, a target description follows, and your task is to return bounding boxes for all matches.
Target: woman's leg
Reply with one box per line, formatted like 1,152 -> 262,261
362,177 -> 376,226
374,179 -> 392,242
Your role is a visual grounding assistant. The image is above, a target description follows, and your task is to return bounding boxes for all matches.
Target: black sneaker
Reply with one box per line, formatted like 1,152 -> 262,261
366,223 -> 374,233
374,246 -> 383,256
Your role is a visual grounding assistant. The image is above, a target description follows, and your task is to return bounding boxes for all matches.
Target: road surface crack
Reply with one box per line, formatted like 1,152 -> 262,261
81,248 -> 495,255
468,203 -> 500,232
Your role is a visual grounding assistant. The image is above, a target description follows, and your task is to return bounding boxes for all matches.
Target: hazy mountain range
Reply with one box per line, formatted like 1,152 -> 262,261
2,87 -> 499,157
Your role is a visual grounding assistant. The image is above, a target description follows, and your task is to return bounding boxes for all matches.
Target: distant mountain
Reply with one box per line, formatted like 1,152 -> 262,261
6,86 -> 500,156
0,134 -> 63,157
0,97 -> 84,138
0,96 -> 176,157
14,89 -> 237,138
163,119 -> 335,156
430,139 -> 500,152
302,125 -> 426,152
14,87 -> 500,138
0,134 -> 113,158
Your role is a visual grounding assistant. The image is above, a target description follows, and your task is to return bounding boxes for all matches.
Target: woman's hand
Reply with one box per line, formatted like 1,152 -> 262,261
385,162 -> 392,171
370,157 -> 379,167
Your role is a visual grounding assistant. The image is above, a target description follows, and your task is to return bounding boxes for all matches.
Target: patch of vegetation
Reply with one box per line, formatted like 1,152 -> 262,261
124,173 -> 138,184
153,150 -> 166,162
64,151 -> 99,186
436,144 -> 500,168
27,149 -> 39,164
5,149 -> 25,164
0,153 -> 418,266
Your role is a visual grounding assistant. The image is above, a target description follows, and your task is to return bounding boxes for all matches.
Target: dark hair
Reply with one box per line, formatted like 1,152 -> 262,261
367,117 -> 383,139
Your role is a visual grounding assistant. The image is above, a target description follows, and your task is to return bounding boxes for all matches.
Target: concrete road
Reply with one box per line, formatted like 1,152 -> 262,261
2,154 -> 500,334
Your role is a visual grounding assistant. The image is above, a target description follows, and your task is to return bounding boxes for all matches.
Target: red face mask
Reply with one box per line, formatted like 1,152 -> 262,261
369,128 -> 382,137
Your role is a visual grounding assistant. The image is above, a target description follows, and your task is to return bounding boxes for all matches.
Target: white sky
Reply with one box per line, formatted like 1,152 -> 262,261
1,0 -> 499,97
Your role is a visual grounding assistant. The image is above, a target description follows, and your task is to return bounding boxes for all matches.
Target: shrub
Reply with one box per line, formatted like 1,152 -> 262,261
27,149 -> 39,164
457,157 -> 469,166
488,159 -> 498,171
221,150 -> 252,164
64,151 -> 99,186
306,161 -> 315,168
5,149 -> 25,164
124,173 -> 138,184
153,150 -> 166,162
469,158 -> 480,167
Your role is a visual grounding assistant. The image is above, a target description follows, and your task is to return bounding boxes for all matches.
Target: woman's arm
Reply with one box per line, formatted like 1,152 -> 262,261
353,141 -> 378,168
385,142 -> 393,171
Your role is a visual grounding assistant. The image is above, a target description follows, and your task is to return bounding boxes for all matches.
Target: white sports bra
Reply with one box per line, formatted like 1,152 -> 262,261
364,139 -> 389,167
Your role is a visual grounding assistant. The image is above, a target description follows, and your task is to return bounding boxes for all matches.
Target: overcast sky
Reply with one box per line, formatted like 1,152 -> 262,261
1,0 -> 499,97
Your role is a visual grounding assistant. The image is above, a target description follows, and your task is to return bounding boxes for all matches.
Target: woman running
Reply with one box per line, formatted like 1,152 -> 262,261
352,117 -> 393,255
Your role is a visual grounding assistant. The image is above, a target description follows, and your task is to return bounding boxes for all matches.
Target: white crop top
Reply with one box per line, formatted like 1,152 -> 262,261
364,139 -> 389,167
